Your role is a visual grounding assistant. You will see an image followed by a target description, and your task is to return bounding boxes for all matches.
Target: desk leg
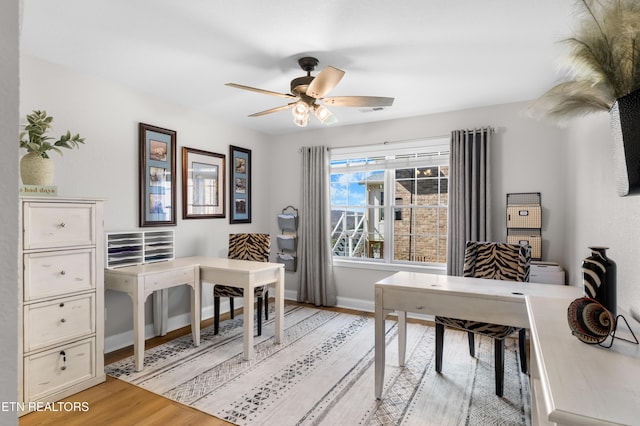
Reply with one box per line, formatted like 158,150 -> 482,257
243,286 -> 254,360
191,267 -> 200,346
134,276 -> 146,372
375,287 -> 386,400
398,310 -> 407,367
274,267 -> 284,344
152,289 -> 168,337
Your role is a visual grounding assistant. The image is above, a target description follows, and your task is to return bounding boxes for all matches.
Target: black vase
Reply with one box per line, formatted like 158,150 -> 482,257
582,246 -> 617,317
610,89 -> 640,196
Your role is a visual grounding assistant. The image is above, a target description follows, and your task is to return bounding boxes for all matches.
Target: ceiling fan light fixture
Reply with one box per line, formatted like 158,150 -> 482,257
293,114 -> 309,127
226,56 -> 394,128
313,104 -> 336,124
292,101 -> 309,118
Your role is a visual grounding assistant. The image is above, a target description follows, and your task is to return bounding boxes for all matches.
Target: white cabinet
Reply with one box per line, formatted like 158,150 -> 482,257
19,196 -> 105,415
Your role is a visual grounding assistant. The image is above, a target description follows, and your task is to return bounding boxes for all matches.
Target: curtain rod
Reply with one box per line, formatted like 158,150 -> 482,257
326,134 -> 449,151
298,127 -> 501,152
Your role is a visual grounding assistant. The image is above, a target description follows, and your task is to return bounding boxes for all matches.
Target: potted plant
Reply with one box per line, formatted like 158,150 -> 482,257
528,0 -> 640,196
19,110 -> 85,186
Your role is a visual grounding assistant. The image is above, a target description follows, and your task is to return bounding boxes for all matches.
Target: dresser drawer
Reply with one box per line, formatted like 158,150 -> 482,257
23,248 -> 95,301
23,202 -> 95,250
24,337 -> 96,402
24,294 -> 95,353
144,266 -> 196,291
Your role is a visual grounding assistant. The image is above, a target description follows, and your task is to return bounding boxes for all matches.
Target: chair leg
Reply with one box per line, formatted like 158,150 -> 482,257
229,298 -> 234,319
264,290 -> 269,320
467,332 -> 475,357
213,296 -> 220,335
435,323 -> 444,373
518,328 -> 527,373
495,338 -> 505,397
257,297 -> 263,336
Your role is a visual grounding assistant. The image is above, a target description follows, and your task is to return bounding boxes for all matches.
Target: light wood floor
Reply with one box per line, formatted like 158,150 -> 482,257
19,302 -> 384,426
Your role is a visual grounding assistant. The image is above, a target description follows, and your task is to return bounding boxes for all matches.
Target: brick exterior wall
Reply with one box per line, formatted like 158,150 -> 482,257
392,166 -> 448,263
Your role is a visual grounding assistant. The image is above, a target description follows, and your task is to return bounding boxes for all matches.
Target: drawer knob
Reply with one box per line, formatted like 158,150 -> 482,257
58,222 -> 66,228
60,351 -> 67,371
416,305 -> 425,310
59,303 -> 65,308
60,270 -> 66,275
60,318 -> 66,323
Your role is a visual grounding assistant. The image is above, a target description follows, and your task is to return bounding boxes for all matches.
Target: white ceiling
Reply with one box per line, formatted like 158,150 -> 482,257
20,0 -> 576,135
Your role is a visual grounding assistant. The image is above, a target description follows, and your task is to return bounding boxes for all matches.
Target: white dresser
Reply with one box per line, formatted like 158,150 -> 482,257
19,196 -> 105,414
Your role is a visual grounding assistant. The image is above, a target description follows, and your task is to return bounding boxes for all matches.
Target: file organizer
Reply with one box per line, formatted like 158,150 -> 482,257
105,229 -> 175,268
506,192 -> 542,260
277,206 -> 298,271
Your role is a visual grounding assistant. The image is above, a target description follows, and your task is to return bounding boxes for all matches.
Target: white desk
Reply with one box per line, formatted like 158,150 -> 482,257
104,256 -> 285,371
527,296 -> 640,425
188,256 -> 285,361
104,258 -> 201,372
374,271 -> 581,400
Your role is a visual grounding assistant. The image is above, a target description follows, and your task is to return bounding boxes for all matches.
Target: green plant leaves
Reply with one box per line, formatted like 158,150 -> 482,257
19,110 -> 85,158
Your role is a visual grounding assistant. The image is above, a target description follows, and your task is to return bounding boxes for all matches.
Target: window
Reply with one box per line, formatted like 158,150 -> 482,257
330,138 -> 449,266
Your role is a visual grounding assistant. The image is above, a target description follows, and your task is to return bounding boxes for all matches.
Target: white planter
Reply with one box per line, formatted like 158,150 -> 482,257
20,152 -> 55,186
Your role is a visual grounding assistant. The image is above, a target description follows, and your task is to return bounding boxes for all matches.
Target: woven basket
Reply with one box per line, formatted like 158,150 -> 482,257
506,205 -> 541,229
507,234 -> 541,260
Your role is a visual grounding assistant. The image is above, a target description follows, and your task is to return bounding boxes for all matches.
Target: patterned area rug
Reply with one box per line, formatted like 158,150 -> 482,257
106,305 -> 530,425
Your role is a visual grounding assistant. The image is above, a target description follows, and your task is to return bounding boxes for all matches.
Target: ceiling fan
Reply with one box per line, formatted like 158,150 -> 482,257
225,56 -> 394,127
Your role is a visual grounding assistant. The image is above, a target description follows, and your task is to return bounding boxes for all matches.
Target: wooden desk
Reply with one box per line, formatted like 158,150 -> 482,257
374,271 -> 581,399
527,296 -> 640,425
104,256 -> 285,370
104,258 -> 201,372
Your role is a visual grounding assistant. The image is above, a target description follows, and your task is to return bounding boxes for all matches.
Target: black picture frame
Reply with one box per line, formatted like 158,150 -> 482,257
139,123 -> 176,227
182,147 -> 225,219
229,145 -> 251,224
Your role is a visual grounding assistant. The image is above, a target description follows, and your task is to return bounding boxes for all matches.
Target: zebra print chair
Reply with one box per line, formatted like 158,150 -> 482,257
435,241 -> 531,397
213,233 -> 271,336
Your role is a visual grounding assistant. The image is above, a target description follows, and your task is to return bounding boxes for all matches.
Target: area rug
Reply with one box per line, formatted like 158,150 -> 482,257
106,305 -> 530,425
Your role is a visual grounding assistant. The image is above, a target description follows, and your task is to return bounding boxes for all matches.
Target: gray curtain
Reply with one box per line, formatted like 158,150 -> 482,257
446,128 -> 492,276
297,146 -> 337,306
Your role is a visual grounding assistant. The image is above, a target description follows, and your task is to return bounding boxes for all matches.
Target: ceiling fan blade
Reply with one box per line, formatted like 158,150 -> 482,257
323,96 -> 395,108
225,83 -> 297,99
306,66 -> 345,99
248,103 -> 296,117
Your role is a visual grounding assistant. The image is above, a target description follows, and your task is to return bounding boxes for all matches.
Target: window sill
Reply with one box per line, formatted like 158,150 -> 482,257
332,258 -> 446,274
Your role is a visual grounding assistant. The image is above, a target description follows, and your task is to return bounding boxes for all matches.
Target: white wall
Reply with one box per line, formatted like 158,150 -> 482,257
565,112 -> 640,315
268,102 -> 569,310
20,56 -> 272,350
1,0 -> 20,424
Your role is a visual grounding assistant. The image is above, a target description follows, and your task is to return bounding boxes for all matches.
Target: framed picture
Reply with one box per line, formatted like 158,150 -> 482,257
139,123 -> 176,227
229,145 -> 251,223
182,147 -> 225,219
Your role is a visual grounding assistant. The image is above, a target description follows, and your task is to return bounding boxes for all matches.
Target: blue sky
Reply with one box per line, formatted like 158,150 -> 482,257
331,171 -> 383,207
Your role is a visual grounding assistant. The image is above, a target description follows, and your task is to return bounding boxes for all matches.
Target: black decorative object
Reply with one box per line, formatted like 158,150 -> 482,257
567,297 -> 613,344
567,297 -> 639,348
582,246 -> 617,317
610,89 -> 640,197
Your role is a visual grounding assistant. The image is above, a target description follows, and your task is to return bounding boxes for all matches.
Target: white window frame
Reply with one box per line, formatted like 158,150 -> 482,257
330,137 -> 449,269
